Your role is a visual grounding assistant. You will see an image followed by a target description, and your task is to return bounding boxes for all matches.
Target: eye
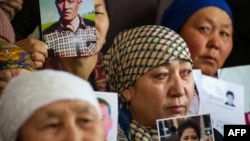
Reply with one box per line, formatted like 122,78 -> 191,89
156,73 -> 169,79
95,11 -> 103,15
191,135 -> 198,140
198,26 -> 210,33
45,123 -> 61,129
220,31 -> 230,37
95,5 -> 106,16
77,118 -> 93,125
0,86 -> 4,91
181,69 -> 192,76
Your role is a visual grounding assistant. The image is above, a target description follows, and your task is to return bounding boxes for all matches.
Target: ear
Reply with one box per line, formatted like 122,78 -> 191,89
121,87 -> 133,103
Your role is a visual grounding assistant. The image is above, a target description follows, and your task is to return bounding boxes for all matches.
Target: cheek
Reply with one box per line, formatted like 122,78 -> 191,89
186,37 -> 205,59
57,5 -> 63,12
88,122 -> 106,139
185,82 -> 195,102
142,85 -> 167,106
133,83 -> 166,104
96,19 -> 109,37
181,31 -> 205,60
219,41 -> 232,61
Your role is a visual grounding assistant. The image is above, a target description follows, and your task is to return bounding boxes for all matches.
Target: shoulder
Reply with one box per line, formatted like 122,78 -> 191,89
43,22 -> 60,35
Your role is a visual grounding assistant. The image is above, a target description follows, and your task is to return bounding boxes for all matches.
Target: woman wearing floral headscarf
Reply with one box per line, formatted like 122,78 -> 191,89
102,25 -> 195,141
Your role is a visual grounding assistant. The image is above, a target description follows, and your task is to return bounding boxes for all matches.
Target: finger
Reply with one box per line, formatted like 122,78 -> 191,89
15,39 -> 49,58
32,61 -> 44,69
3,0 -> 23,12
28,52 -> 46,63
0,4 -> 15,19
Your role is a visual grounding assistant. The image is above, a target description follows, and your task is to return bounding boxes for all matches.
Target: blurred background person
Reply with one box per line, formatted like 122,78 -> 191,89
0,8 -> 34,97
0,70 -> 106,141
161,0 -> 233,77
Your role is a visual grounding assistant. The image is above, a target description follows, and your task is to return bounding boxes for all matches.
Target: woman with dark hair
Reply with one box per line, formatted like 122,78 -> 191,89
177,119 -> 201,141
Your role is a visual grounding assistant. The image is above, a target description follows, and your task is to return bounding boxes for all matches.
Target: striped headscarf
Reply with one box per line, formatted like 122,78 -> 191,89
102,25 -> 192,140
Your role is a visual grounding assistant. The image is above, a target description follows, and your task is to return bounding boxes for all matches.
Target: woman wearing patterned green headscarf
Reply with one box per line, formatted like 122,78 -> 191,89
102,25 -> 195,141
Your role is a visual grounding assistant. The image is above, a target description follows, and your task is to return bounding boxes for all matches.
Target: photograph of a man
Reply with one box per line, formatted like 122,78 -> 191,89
98,97 -> 113,140
41,0 -> 96,57
44,0 -> 94,33
95,92 -> 118,141
225,90 -> 235,107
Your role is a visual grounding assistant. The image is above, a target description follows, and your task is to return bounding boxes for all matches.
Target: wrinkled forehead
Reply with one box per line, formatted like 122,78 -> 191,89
32,100 -> 100,118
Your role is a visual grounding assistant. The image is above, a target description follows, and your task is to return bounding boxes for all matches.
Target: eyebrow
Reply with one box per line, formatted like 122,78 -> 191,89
204,17 -> 232,29
45,105 -> 94,118
75,106 -> 93,114
45,110 -> 62,118
159,59 -> 191,67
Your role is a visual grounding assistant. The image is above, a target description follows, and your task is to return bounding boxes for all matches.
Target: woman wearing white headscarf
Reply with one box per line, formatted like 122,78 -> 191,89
0,70 -> 105,141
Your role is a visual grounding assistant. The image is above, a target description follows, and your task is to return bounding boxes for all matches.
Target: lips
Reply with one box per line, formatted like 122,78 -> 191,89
201,55 -> 217,64
63,13 -> 70,16
167,105 -> 185,114
63,11 -> 71,16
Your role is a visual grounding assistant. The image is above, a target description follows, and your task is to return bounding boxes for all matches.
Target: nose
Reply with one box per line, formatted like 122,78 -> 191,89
168,74 -> 185,97
63,123 -> 83,141
207,31 -> 221,50
63,1 -> 70,9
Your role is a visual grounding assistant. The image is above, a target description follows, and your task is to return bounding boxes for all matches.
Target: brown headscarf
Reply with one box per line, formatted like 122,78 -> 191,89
102,25 -> 192,93
102,25 -> 193,141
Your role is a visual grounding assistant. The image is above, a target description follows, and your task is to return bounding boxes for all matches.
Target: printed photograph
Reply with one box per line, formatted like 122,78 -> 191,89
157,114 -> 214,141
39,0 -> 96,57
95,91 -> 118,141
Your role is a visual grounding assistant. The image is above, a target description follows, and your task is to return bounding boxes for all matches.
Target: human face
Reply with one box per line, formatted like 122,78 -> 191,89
18,100 -> 105,141
99,103 -> 112,136
180,127 -> 199,141
122,60 -> 194,128
56,0 -> 81,22
226,95 -> 234,105
95,0 -> 109,52
180,7 -> 233,76
0,69 -> 31,97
